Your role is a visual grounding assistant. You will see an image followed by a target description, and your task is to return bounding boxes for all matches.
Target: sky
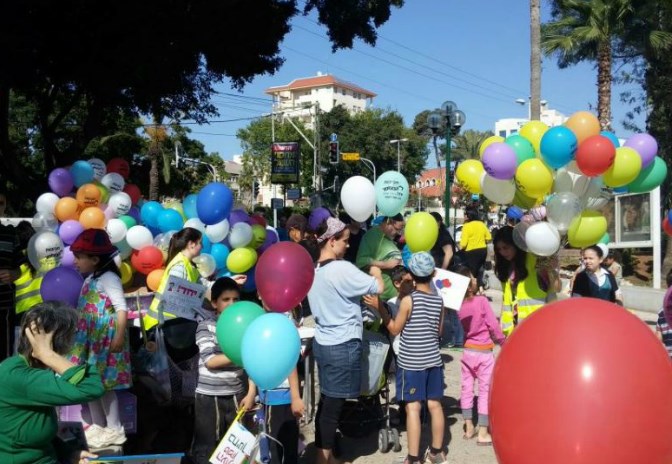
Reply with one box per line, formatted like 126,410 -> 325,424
186,0 -> 644,163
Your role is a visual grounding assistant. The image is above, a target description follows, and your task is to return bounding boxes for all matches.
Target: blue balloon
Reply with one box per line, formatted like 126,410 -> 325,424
200,234 -> 212,254
210,243 -> 230,270
183,194 -> 199,219
600,131 -> 620,149
401,244 -> 412,268
157,209 -> 184,233
242,266 -> 257,293
506,205 -> 524,220
540,126 -> 578,169
197,183 -> 233,225
70,160 -> 95,187
141,201 -> 164,228
375,171 -> 410,217
216,269 -> 232,279
371,216 -> 385,227
241,313 -> 300,390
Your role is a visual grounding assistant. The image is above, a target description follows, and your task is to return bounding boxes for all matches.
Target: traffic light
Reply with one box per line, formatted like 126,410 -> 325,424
253,181 -> 260,199
329,142 -> 339,164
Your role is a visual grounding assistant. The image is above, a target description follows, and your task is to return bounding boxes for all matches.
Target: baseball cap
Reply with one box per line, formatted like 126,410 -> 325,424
408,251 -> 436,277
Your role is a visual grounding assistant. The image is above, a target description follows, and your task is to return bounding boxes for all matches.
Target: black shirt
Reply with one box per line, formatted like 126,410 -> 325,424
431,226 -> 456,269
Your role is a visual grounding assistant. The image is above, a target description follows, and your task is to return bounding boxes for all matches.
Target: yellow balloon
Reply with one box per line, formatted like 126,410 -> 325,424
515,159 -> 553,199
226,247 -> 257,274
405,212 -> 439,253
479,136 -> 505,158
456,159 -> 484,194
603,147 -> 642,187
512,188 -> 540,209
165,202 -> 187,221
519,121 -> 548,155
565,111 -> 600,144
568,210 -> 607,248
120,261 -> 133,285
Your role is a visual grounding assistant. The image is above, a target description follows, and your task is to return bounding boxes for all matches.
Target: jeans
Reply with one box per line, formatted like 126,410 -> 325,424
444,309 -> 464,347
312,338 -> 362,398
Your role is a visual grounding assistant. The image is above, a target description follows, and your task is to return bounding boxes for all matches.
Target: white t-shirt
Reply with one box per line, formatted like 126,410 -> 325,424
92,272 -> 128,312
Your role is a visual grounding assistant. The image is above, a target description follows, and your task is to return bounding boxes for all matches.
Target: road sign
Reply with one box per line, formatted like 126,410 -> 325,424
271,198 -> 284,209
341,152 -> 360,161
286,188 -> 301,200
330,133 -> 338,142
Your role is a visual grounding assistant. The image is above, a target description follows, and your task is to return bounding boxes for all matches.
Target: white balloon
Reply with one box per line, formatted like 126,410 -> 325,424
184,218 -> 206,234
597,243 -> 609,258
32,212 -> 59,232
553,169 -> 573,193
113,254 -> 122,269
108,192 -> 132,217
205,219 -> 230,243
126,225 -> 153,250
106,218 -> 128,244
228,222 -> 253,249
101,172 -> 125,193
27,231 -> 63,272
340,176 -> 376,222
547,192 -> 582,233
193,253 -> 216,278
525,222 -> 561,257
36,192 -> 60,214
480,174 -> 516,204
88,158 -> 107,181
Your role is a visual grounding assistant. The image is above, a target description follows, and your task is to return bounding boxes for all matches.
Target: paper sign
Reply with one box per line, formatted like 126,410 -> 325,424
90,453 -> 184,464
430,268 -> 471,310
210,421 -> 257,464
159,276 -> 206,321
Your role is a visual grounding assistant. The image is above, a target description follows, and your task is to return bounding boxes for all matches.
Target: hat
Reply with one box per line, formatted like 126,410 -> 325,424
286,214 -> 308,232
309,207 -> 332,231
70,229 -> 117,255
317,217 -> 346,243
408,252 -> 436,277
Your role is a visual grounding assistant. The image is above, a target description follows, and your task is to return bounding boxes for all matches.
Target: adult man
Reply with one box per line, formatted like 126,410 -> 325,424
0,190 -> 22,360
286,213 -> 319,262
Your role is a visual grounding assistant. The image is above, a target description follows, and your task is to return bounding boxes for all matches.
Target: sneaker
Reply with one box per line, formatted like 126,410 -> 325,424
88,426 -> 127,448
84,424 -> 104,446
424,449 -> 448,464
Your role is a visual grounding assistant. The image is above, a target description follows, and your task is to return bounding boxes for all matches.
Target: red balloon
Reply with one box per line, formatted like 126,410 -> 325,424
131,246 -> 164,275
575,135 -> 616,176
250,214 -> 267,228
490,298 -> 672,464
255,242 -> 314,313
664,218 -> 672,236
123,184 -> 142,205
107,158 -> 130,179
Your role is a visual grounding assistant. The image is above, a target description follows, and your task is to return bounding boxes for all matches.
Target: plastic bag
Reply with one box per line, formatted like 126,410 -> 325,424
134,326 -> 172,405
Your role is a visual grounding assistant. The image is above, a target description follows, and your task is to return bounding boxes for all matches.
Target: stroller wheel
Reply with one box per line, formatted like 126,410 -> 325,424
390,428 -> 402,452
378,428 -> 390,453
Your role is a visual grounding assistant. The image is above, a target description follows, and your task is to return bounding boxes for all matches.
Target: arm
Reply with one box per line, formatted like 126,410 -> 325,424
482,298 -> 506,345
100,273 -> 128,353
441,244 -> 453,270
205,354 -> 235,369
459,226 -> 468,250
370,258 -> 402,270
197,323 -> 235,369
384,295 -> 412,336
612,275 -> 624,306
240,378 -> 257,412
369,266 -> 385,294
288,368 -> 305,418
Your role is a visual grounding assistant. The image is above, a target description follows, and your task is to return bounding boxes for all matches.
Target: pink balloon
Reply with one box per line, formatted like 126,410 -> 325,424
255,242 -> 314,313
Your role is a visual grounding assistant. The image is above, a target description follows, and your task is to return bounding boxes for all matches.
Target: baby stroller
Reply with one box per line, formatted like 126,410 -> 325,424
333,329 -> 402,456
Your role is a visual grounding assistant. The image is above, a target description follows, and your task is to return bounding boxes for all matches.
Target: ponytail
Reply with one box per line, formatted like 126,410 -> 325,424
167,227 -> 202,263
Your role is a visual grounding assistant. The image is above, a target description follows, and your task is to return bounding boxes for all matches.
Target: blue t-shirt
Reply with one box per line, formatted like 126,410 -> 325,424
307,260 -> 379,346
258,378 -> 291,406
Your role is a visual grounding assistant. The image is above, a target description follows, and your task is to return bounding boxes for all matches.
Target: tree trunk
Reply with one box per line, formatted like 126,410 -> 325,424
596,40 -> 613,131
530,0 -> 542,121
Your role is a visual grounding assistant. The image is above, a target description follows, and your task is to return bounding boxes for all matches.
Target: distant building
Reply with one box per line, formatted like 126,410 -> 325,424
494,102 -> 568,138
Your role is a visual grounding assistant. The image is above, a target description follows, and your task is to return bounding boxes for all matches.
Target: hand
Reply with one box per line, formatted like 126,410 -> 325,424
110,334 -> 125,353
232,274 -> 248,286
291,397 -> 305,419
369,265 -> 382,277
363,294 -> 380,310
75,450 -> 98,464
25,322 -> 55,361
241,392 -> 256,412
0,270 -> 11,284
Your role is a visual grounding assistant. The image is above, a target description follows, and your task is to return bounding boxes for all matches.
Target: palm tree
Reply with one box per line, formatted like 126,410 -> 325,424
530,0 -> 542,121
144,120 -> 171,201
452,130 -> 494,161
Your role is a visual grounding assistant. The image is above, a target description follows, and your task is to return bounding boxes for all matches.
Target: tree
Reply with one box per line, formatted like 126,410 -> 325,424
530,0 -> 542,121
452,130 -> 494,161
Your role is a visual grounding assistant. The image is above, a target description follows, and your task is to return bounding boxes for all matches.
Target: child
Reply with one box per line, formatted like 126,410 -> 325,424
191,277 -> 256,464
454,266 -> 505,445
379,252 -> 447,464
69,229 -> 131,449
603,251 -> 623,286
571,245 -> 622,304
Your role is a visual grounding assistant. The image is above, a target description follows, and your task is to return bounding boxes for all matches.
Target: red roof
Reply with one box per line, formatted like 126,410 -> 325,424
265,74 -> 376,97
413,167 -> 446,197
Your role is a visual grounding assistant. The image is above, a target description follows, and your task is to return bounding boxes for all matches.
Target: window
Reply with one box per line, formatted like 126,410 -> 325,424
341,88 -> 346,95
510,129 -> 518,135
431,179 -> 437,186
425,180 -> 431,187
498,130 -> 507,138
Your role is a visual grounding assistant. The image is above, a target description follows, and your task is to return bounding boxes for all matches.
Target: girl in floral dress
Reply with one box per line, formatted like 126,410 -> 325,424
69,229 -> 131,449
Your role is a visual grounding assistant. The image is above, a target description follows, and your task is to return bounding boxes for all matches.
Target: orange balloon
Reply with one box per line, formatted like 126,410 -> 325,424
146,268 -> 164,291
79,207 -> 106,229
76,183 -> 102,208
55,197 -> 81,222
565,111 -> 600,144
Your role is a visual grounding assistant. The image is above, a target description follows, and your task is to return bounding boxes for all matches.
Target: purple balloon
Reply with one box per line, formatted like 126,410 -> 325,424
228,209 -> 250,227
309,207 -> 332,231
624,133 -> 657,168
48,168 -> 74,197
61,246 -> 76,268
128,206 -> 141,223
258,227 -> 279,253
482,142 -> 518,180
59,220 -> 84,245
40,267 -> 84,307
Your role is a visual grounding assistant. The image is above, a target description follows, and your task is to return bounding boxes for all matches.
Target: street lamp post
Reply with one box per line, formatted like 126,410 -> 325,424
389,138 -> 409,172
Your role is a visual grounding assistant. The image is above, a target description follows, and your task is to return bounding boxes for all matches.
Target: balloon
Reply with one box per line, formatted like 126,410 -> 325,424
455,159 -> 485,194
79,207 -> 106,230
88,158 -> 107,181
101,172 -> 125,194
506,206 -> 524,221
481,143 -> 518,180
530,206 -> 546,221
255,242 -> 315,313
120,261 -> 133,285
515,159 -> 553,199
599,232 -> 611,244
567,210 -> 607,247
131,246 -> 164,274
525,222 -> 561,257
228,222 -> 253,249
405,212 -> 439,252
597,242 -> 609,258
165,202 -> 186,221
478,135 -> 505,158
258,226 -> 279,253
575,135 -> 616,176
193,253 -> 216,278
552,168 -> 572,193
340,176 -> 376,222
75,183 -> 102,208
197,182 -> 234,225
564,110 -> 600,144
627,156 -> 667,193
36,193 -> 59,215
250,224 -> 267,249
600,130 -> 620,148
108,192 -> 132,217
70,160 -> 95,187
183,193 -> 198,219
603,147 -> 642,188
184,218 -> 206,234
505,134 -> 536,166
241,313 -> 301,390
546,192 -> 582,233
32,212 -> 59,232
61,246 -> 76,269
242,266 -> 257,293
512,221 -> 530,252
146,268 -> 164,291
210,243 -> 230,271
118,215 -> 137,230
205,219 -> 230,244
106,218 -> 128,244
27,231 -> 63,273
490,298 -> 672,464
94,182 -> 111,205
122,184 -> 141,206
401,244 -> 412,267
216,301 -> 265,367
153,231 -> 174,262
59,220 -> 84,245
226,247 -> 257,274
519,120 -> 548,154
127,206 -> 141,224
250,214 -> 267,228
480,175 -> 516,204
157,209 -> 184,233
107,158 -> 131,179
48,168 -> 74,197
126,225 -> 154,250
140,201 -> 163,228
40,267 -> 83,307
539,126 -> 577,169
624,133 -> 658,168
228,209 -> 250,227
512,188 -> 540,209
116,239 -> 133,260
375,171 -> 410,217
309,207 -> 333,231
664,218 -> 672,237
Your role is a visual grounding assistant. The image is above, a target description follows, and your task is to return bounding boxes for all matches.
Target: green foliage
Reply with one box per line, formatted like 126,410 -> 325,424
452,129 -> 494,161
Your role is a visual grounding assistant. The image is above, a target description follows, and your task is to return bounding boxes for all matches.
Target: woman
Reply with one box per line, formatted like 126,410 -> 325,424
493,226 -> 559,337
459,209 -> 491,291
571,245 -> 622,304
0,302 -> 104,464
307,217 -> 384,464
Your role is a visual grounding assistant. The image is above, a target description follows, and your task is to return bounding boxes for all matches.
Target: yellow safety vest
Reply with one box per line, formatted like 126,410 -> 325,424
15,264 -> 43,315
501,254 -> 547,337
143,252 -> 200,330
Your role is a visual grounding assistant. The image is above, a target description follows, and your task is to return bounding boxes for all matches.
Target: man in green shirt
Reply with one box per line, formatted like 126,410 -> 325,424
356,214 -> 405,301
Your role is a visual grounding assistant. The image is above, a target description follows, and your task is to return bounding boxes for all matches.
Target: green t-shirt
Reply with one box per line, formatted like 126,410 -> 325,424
356,227 -> 402,301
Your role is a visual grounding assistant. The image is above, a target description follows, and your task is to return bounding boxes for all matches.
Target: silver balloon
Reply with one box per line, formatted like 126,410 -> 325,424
193,253 -> 216,278
32,211 -> 59,232
513,221 -> 531,252
547,192 -> 582,233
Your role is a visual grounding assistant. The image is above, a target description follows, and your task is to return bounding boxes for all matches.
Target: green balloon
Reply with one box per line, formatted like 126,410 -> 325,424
626,156 -> 667,193
599,233 -> 610,244
216,301 -> 265,367
250,224 -> 267,249
512,188 -> 538,209
506,134 -> 536,166
119,215 -> 137,229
